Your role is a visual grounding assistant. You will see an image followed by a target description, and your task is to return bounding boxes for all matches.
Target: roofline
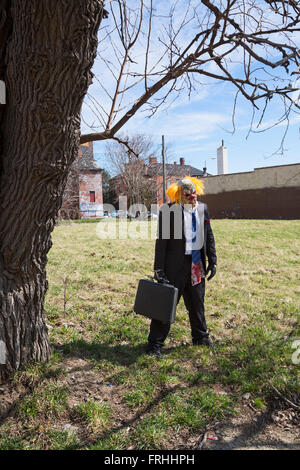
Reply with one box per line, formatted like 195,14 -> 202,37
203,162 -> 300,178
253,163 -> 300,171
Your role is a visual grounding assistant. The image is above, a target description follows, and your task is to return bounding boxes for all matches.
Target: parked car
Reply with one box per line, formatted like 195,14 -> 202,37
116,210 -> 128,218
148,211 -> 158,220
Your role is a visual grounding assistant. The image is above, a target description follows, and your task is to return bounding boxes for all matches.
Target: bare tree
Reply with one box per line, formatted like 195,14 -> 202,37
102,168 -> 116,205
106,133 -> 159,208
0,0 -> 300,381
81,0 -> 300,155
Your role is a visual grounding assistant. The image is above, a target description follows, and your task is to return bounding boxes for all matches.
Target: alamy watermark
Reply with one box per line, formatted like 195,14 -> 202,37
95,197 -> 204,244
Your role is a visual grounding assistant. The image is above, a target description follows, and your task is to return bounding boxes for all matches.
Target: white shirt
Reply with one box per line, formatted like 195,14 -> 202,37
183,203 -> 204,254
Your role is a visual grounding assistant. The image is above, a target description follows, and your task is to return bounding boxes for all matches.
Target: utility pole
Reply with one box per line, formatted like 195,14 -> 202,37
162,135 -> 166,203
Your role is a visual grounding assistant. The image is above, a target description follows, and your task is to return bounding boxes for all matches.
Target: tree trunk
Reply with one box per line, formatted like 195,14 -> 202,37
0,0 -> 103,382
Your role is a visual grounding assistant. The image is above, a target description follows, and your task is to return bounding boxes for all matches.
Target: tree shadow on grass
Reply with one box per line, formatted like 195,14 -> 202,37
52,338 -> 201,370
52,339 -> 149,367
55,338 -> 298,450
1,338 -> 298,450
57,344 -> 298,451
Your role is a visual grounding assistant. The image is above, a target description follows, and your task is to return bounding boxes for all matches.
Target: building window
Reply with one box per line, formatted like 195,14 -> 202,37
90,191 -> 95,203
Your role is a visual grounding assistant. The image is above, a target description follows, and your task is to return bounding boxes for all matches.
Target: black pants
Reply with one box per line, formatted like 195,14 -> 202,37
148,255 -> 208,349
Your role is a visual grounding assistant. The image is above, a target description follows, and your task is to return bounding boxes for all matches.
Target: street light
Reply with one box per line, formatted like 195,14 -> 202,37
203,157 -> 216,176
205,157 -> 216,167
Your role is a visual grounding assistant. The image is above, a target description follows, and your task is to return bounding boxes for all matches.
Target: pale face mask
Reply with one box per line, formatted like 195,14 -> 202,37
179,179 -> 197,206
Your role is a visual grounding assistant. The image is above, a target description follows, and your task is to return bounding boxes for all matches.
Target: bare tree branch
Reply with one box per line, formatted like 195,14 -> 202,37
81,0 -> 300,147
105,133 -> 159,207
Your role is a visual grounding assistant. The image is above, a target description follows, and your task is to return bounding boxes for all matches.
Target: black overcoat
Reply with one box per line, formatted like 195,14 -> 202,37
154,203 -> 217,288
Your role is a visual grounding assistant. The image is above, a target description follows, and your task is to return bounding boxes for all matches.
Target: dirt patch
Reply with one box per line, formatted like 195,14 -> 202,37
198,403 -> 300,450
62,357 -> 136,422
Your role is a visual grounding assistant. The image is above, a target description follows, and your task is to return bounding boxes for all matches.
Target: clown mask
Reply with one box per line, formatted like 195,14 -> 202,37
179,178 -> 197,207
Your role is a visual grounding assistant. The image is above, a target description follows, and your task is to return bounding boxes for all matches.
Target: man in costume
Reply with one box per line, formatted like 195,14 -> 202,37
147,176 -> 217,359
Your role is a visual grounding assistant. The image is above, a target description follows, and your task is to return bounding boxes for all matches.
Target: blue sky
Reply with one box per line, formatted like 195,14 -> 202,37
91,90 -> 300,176
81,1 -> 300,177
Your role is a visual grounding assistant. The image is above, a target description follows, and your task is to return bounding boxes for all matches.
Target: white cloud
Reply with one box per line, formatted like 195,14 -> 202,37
122,109 -> 230,143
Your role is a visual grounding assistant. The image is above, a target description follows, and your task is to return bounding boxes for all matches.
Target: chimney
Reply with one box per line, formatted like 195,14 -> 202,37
180,157 -> 185,166
203,167 -> 207,177
149,157 -> 158,165
88,141 -> 94,156
217,140 -> 228,175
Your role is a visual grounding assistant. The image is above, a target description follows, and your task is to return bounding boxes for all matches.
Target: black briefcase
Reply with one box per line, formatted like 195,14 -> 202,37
134,279 -> 178,324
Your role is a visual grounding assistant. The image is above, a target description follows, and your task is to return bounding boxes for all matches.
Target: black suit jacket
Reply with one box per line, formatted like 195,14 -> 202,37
154,203 -> 217,287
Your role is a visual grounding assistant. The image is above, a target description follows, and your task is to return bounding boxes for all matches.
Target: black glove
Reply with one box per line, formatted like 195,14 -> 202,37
154,269 -> 170,284
206,264 -> 217,281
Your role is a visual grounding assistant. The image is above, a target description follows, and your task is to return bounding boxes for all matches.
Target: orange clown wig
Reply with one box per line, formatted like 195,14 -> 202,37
166,176 -> 205,203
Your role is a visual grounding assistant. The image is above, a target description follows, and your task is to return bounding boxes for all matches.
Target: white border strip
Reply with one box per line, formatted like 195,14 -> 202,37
0,80 -> 6,105
0,340 -> 6,364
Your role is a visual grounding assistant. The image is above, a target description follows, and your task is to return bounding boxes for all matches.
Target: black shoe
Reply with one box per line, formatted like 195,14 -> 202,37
146,345 -> 163,360
193,338 -> 214,348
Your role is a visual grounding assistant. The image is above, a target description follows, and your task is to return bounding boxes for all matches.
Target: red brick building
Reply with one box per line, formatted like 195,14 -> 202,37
60,142 -> 103,219
112,156 -> 207,209
146,157 -> 208,206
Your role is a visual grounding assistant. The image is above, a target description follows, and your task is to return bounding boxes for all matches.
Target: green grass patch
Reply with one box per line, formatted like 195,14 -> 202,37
72,399 -> 112,430
0,219 -> 298,450
18,382 -> 68,421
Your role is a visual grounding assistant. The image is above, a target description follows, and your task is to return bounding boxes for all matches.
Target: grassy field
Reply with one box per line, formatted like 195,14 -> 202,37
0,218 -> 299,450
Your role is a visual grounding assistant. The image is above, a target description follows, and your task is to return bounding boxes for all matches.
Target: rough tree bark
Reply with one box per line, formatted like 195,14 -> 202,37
0,0 -> 104,382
